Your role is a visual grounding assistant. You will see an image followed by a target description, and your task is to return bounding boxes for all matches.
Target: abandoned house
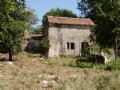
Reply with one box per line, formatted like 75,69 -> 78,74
44,16 -> 95,57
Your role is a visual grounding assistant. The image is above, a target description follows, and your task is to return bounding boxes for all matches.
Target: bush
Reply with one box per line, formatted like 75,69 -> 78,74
86,54 -> 105,64
39,37 -> 50,49
96,76 -> 110,90
39,37 -> 50,54
105,59 -> 120,70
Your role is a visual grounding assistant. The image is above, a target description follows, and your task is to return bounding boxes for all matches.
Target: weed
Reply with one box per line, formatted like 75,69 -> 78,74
71,77 -> 77,82
48,61 -> 58,66
48,83 -> 54,88
53,76 -> 59,81
2,52 -> 120,90
27,52 -> 40,58
95,75 -> 110,90
105,65 -> 113,70
105,59 -> 120,70
62,62 -> 67,67
68,59 -> 76,67
57,83 -> 66,90
115,71 -> 120,78
0,85 -> 4,90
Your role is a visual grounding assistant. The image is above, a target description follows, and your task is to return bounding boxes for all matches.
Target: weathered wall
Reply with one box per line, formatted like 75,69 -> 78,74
47,24 -> 91,57
48,40 -> 60,57
25,39 -> 40,53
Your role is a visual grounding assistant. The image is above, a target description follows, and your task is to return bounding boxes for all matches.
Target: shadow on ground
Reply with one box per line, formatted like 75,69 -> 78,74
68,55 -> 105,69
75,58 -> 93,68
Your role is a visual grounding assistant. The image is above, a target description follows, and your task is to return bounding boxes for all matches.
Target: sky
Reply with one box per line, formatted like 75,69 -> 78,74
26,0 -> 80,25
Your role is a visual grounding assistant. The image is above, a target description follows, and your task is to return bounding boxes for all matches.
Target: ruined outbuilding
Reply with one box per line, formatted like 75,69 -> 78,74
24,33 -> 43,53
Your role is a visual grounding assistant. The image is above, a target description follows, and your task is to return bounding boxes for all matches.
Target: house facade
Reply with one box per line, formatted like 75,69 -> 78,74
44,16 -> 95,57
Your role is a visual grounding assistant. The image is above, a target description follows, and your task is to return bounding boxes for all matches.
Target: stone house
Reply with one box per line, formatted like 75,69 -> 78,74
44,16 -> 95,57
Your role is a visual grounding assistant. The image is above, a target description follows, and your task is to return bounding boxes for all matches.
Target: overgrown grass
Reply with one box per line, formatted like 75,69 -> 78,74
1,52 -> 120,90
105,59 -> 120,70
63,56 -> 120,71
27,52 -> 41,58
60,57 -> 104,70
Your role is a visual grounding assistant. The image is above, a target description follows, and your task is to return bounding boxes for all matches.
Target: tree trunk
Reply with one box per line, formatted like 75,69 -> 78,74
115,36 -> 118,65
9,48 -> 12,61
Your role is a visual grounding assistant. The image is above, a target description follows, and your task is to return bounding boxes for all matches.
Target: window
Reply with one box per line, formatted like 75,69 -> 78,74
67,42 -> 75,50
67,43 -> 69,49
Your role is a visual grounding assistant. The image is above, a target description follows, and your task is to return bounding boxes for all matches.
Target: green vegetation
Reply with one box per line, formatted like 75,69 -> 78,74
105,59 -> 120,70
41,8 -> 77,33
31,25 -> 43,34
77,0 -> 120,65
0,0 -> 24,61
27,52 -> 41,58
0,0 -> 39,61
31,8 -> 77,34
1,52 -> 120,90
39,37 -> 50,55
39,37 -> 51,49
1,0 -> 120,89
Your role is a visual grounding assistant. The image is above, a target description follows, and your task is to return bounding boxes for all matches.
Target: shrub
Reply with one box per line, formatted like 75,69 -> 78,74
39,37 -> 51,54
96,76 -> 110,90
39,37 -> 50,49
105,59 -> 120,70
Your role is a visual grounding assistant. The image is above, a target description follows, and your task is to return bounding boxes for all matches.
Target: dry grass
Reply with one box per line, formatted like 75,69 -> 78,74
0,52 -> 120,90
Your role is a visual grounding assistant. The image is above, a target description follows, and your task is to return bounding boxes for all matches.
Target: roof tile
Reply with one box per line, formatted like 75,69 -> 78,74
47,16 -> 95,26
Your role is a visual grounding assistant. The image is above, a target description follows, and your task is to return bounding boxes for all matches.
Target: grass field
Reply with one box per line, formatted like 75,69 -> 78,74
0,52 -> 120,90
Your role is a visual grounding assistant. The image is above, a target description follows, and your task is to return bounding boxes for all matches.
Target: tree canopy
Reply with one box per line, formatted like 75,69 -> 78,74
40,8 -> 77,34
0,0 -> 39,61
77,0 -> 120,64
31,25 -> 43,34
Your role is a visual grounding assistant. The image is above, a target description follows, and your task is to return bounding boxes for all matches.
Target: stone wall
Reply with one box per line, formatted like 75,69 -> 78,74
47,24 -> 91,57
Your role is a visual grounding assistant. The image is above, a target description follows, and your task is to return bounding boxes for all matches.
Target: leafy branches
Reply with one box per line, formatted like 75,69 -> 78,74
0,0 -> 39,61
77,0 -> 120,64
41,8 -> 77,34
39,37 -> 50,49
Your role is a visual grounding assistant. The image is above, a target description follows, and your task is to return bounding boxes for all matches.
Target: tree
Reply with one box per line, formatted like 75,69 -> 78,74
39,37 -> 51,55
0,0 -> 38,61
77,0 -> 120,65
41,8 -> 77,34
25,7 -> 39,33
31,25 -> 43,34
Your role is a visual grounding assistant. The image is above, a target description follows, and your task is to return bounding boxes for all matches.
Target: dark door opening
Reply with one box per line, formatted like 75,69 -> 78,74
81,42 -> 90,56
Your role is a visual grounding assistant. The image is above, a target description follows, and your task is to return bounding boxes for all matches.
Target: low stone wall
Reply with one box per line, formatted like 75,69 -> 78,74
87,53 -> 112,64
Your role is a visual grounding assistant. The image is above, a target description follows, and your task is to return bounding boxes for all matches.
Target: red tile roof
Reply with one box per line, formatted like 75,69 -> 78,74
47,16 -> 95,26
24,34 -> 43,40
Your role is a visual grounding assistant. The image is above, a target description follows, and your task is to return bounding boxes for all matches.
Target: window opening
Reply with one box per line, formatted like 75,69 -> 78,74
67,42 -> 75,50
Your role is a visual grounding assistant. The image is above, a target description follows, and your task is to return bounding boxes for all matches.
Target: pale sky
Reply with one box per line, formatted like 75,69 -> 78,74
26,0 -> 80,25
